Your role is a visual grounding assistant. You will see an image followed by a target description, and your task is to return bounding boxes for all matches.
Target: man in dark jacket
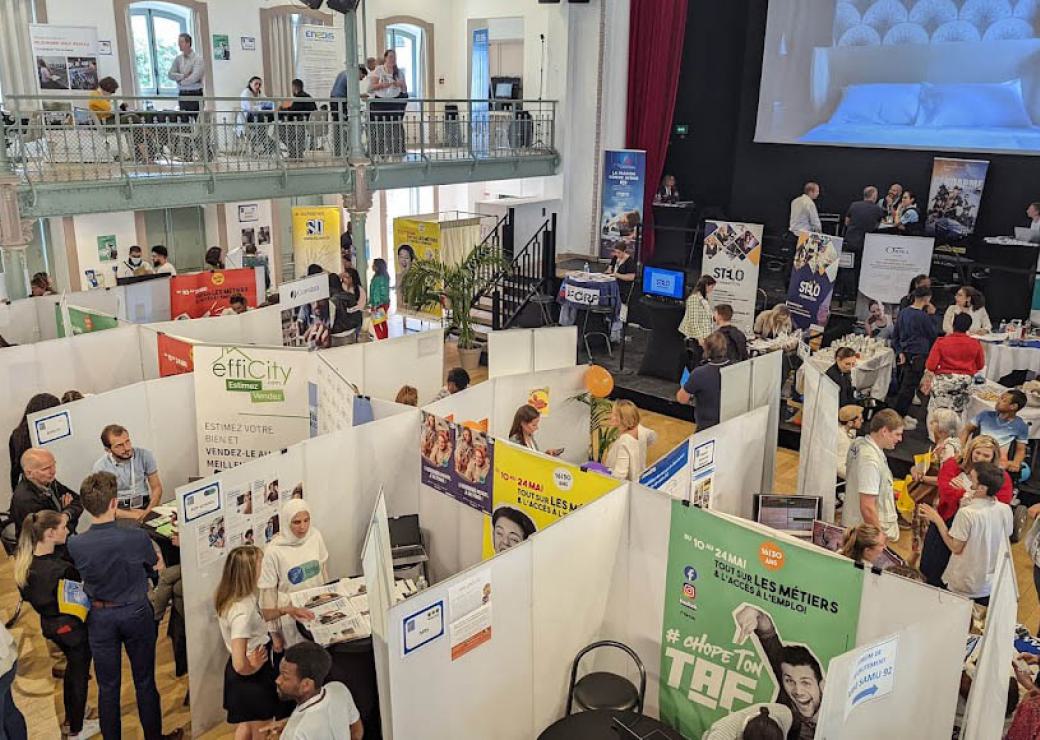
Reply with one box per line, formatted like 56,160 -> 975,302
11,448 -> 83,538
713,304 -> 749,364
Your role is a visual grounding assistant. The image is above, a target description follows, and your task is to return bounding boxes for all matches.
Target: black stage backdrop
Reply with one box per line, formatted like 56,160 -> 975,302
666,0 -> 1039,238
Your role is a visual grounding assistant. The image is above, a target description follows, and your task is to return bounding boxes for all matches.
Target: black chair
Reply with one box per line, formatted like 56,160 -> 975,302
566,641 -> 646,715
580,305 -> 615,359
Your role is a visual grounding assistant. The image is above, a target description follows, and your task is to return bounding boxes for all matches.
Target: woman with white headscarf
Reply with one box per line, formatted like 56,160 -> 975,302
258,499 -> 328,649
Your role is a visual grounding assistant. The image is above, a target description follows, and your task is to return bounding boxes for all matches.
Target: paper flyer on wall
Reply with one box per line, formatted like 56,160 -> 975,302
420,412 -> 494,514
481,443 -> 619,559
702,221 -> 763,335
785,231 -> 842,332
192,345 -> 310,473
598,149 -> 647,259
658,502 -> 863,738
313,357 -> 355,436
196,514 -> 226,569
289,578 -> 372,647
278,273 -> 331,350
926,158 -> 989,238
448,569 -> 492,661
855,234 -> 935,321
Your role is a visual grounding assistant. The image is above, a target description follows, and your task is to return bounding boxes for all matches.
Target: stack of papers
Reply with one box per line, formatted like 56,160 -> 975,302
289,578 -> 372,646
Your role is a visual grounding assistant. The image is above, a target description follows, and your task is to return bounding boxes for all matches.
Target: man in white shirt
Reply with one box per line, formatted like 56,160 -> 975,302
1027,201 -> 1040,234
167,33 -> 205,111
843,408 -> 903,542
920,462 -> 1012,604
275,642 -> 363,740
151,245 -> 177,275
789,181 -> 822,236
117,245 -> 153,278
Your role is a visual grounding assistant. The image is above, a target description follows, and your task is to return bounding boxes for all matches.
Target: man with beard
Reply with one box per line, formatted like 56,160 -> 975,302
734,605 -> 825,739
92,424 -> 162,520
274,641 -> 363,739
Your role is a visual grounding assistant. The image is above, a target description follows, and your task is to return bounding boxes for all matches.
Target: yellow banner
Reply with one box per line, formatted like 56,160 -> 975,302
482,443 -> 619,559
393,217 -> 441,262
292,206 -> 341,277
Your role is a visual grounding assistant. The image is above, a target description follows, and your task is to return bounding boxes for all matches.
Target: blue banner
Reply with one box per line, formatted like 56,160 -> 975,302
598,149 -> 647,259
784,231 -> 842,332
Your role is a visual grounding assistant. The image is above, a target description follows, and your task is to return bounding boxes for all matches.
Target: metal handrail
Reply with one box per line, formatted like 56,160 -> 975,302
488,214 -> 557,331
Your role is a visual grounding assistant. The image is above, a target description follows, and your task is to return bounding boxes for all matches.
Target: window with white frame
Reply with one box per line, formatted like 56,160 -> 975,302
129,1 -> 193,97
385,23 -> 425,98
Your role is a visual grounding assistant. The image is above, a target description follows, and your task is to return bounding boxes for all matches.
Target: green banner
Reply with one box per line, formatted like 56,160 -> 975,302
55,305 -> 119,338
660,502 -> 863,738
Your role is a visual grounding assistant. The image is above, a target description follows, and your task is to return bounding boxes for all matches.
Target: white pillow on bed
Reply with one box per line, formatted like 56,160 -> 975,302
915,80 -> 1033,128
830,83 -> 922,125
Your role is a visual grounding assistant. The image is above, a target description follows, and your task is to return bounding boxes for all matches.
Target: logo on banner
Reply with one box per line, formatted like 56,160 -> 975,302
212,272 -> 226,286
553,468 -> 574,491
563,284 -> 599,306
210,347 -> 294,403
758,541 -> 786,571
306,219 -> 325,236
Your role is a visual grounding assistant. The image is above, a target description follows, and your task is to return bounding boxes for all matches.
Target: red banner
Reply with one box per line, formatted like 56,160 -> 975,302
157,333 -> 195,377
169,269 -> 258,318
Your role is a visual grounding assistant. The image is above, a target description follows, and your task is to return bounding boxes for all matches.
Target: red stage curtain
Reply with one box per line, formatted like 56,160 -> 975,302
626,0 -> 688,262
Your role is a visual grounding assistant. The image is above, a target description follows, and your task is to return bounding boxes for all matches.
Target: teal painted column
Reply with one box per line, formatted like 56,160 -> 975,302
343,9 -> 371,285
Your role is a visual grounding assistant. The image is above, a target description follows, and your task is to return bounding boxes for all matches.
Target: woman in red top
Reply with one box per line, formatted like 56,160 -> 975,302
920,311 -> 985,424
920,434 -> 1011,587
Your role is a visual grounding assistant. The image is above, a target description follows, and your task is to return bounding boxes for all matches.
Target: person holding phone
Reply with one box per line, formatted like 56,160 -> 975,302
508,405 -> 563,457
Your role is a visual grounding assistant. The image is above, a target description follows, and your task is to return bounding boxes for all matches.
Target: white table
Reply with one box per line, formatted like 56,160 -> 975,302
808,347 -> 896,400
964,383 -> 1040,440
982,340 -> 1040,382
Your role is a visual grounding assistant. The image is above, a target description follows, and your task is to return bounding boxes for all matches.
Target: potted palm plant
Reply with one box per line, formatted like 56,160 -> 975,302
399,249 -> 506,371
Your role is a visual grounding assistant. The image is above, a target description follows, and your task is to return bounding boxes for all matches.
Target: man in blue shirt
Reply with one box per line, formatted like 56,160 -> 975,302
891,285 -> 938,429
67,472 -> 181,739
92,424 -> 162,521
962,389 -> 1030,473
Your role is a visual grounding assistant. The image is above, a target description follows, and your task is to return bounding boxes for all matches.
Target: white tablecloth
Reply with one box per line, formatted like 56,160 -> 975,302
808,348 -> 896,400
964,386 -> 1040,440
982,342 -> 1040,382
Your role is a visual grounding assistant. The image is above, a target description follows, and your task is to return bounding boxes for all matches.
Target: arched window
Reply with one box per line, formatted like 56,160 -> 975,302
129,1 -> 193,96
385,23 -> 425,98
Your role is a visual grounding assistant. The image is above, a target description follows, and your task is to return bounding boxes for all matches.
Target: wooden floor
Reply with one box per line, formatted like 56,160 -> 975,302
8,348 -> 1038,737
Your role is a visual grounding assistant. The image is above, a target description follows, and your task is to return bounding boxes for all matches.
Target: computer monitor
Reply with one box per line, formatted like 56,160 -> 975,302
753,494 -> 822,536
494,82 -> 514,98
642,265 -> 685,300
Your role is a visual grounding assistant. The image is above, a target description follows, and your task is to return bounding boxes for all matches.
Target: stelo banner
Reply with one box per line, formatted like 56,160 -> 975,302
170,269 -> 258,319
702,221 -> 763,336
598,149 -> 647,259
784,231 -> 842,333
659,502 -> 862,738
292,206 -> 341,277
192,345 -> 310,474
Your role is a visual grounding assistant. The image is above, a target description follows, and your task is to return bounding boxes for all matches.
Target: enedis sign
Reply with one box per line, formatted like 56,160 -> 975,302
210,348 -> 293,403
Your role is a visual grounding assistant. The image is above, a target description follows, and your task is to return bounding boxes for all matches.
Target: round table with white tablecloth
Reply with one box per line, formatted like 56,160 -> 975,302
982,337 -> 1040,382
808,345 -> 896,401
963,382 -> 1040,440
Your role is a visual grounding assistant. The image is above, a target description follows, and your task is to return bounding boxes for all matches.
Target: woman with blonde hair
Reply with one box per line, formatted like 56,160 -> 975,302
839,524 -> 886,565
754,304 -> 793,340
15,511 -> 97,739
604,400 -> 658,481
215,545 -> 291,738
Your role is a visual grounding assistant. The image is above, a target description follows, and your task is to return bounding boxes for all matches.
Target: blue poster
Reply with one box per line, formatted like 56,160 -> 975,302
420,411 -> 494,514
784,231 -> 842,332
598,149 -> 647,259
640,442 -> 689,491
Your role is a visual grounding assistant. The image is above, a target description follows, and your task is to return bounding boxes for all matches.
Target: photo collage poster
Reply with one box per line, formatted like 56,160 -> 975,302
784,231 -> 842,332
702,221 -> 764,335
29,25 -> 99,95
420,411 -> 494,514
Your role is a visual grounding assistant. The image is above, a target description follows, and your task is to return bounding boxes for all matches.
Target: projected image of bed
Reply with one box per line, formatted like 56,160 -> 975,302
755,1 -> 1040,155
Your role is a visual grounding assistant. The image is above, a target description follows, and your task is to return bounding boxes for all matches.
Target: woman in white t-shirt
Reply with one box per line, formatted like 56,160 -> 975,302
215,545 -> 293,738
941,286 -> 992,336
259,499 -> 327,648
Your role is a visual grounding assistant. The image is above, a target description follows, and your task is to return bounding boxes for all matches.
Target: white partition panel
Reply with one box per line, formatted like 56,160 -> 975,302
491,366 -> 589,465
719,361 -> 753,423
531,484 -> 630,730
0,344 -> 49,506
0,298 -> 41,344
358,410 -> 422,518
532,326 -> 578,373
37,325 -> 144,395
237,305 -> 283,345
749,351 -> 782,493
700,405 -> 769,519
363,332 -> 444,406
120,279 -> 172,324
422,382 -> 495,426
317,343 -> 366,389
488,329 -> 534,379
141,374 -> 199,501
386,545 -> 536,740
362,492 -> 397,740
35,289 -> 123,341
797,363 -> 840,521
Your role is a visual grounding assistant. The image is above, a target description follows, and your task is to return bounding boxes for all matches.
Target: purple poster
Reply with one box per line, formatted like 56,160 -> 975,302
420,412 -> 493,514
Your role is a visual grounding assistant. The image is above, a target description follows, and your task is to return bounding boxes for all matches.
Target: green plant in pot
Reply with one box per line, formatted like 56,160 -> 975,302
570,392 -> 619,463
399,249 -> 507,370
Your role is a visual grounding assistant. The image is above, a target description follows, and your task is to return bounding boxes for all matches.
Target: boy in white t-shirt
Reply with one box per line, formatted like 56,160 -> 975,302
920,461 -> 1013,605
274,641 -> 363,740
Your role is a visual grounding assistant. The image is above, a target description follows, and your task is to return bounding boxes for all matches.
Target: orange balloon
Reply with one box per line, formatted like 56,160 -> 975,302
585,365 -> 614,398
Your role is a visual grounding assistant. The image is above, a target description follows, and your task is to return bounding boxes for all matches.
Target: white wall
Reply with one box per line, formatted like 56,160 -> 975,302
71,211 -> 138,289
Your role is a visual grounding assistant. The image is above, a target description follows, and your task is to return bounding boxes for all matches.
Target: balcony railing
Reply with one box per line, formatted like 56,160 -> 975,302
0,95 -> 558,187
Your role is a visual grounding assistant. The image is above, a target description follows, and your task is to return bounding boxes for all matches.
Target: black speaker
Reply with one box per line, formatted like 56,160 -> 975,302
299,0 -> 323,8
326,0 -> 361,11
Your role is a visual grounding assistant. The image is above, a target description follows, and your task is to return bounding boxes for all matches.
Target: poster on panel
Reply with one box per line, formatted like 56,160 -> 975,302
55,304 -> 118,337
784,231 -> 842,333
639,441 -> 691,501
856,234 -> 934,322
291,206 -> 341,277
170,269 -> 258,318
192,345 -> 310,474
295,26 -> 341,104
229,201 -> 275,282
278,274 -> 331,349
702,221 -> 763,335
157,333 -> 195,377
659,503 -> 862,739
29,25 -> 98,93
420,411 -> 494,514
393,217 -> 441,262
482,443 -> 618,559
925,158 -> 989,238
598,149 -> 646,259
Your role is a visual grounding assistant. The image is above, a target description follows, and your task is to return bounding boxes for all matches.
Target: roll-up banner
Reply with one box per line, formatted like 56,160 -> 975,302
294,26 -> 341,104
925,158 -> 989,238
29,24 -> 99,93
170,269 -> 259,319
292,206 -> 341,277
702,221 -> 764,335
598,149 -> 646,259
192,345 -> 310,474
785,231 -> 842,333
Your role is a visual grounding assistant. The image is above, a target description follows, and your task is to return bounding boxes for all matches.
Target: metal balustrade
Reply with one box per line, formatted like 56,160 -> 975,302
0,95 -> 558,187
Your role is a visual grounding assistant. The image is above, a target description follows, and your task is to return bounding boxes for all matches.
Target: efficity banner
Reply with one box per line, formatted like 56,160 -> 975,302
55,303 -> 118,337
481,443 -> 618,559
856,234 -> 935,321
420,411 -> 495,514
292,206 -> 341,277
278,274 -> 331,349
785,231 -> 842,332
926,158 -> 989,238
157,333 -> 195,377
170,269 -> 258,319
192,345 -> 310,474
659,503 -> 862,738
702,221 -> 763,335
598,149 -> 647,259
